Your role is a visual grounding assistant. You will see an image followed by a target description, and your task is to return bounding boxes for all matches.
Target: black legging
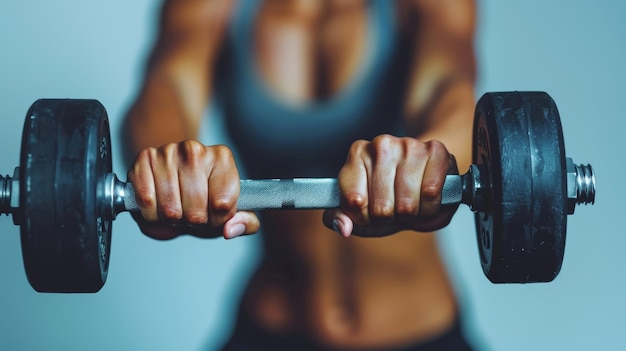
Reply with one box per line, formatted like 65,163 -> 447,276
221,314 -> 475,351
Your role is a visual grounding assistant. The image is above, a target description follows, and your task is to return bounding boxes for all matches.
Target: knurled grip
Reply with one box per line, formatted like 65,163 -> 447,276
440,175 -> 463,205
238,178 -> 340,210
123,182 -> 137,213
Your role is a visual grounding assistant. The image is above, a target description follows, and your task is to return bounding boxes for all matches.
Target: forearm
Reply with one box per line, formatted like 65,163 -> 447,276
412,80 -> 475,173
124,72 -> 207,158
122,0 -> 234,165
403,0 -> 477,171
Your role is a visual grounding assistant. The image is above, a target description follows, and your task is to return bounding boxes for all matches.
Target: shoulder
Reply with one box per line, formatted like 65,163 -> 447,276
157,0 -> 235,37
395,0 -> 476,36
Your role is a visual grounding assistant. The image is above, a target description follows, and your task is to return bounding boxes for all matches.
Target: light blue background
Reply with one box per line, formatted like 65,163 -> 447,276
0,1 -> 622,350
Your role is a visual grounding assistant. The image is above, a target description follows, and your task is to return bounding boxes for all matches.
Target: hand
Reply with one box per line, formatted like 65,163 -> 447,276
127,140 -> 260,240
323,135 -> 459,237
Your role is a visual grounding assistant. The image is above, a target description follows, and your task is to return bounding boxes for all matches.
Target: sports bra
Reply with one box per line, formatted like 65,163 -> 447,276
219,0 -> 408,179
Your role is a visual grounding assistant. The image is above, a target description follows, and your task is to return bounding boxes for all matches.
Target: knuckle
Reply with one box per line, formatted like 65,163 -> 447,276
184,210 -> 209,225
401,136 -> 420,150
343,192 -> 368,210
210,196 -> 237,213
370,200 -> 394,218
159,204 -> 183,222
396,198 -> 419,216
372,133 -> 395,144
425,139 -> 448,155
372,134 -> 396,152
421,182 -> 441,202
404,138 -> 428,158
179,139 -> 206,159
372,134 -> 403,163
212,144 -> 234,163
134,147 -> 157,164
176,140 -> 210,170
134,189 -> 156,209
160,142 -> 179,158
347,139 -> 369,160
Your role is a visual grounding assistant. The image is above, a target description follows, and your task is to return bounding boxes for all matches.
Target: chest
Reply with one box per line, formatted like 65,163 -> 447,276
219,0 -> 407,178
253,0 -> 370,103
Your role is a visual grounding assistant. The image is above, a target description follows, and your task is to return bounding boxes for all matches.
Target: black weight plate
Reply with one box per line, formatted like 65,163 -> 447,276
20,99 -> 113,292
473,92 -> 567,283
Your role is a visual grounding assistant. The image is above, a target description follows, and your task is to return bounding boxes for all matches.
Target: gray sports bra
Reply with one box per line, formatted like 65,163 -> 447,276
219,0 -> 408,178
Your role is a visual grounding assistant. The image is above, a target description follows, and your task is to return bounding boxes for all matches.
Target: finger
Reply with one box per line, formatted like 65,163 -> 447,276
338,140 -> 370,226
154,144 -> 184,222
128,148 -> 159,222
322,209 -> 354,238
207,145 -> 239,227
177,141 -> 209,225
223,211 -> 261,239
369,135 -> 400,223
394,139 -> 426,219
419,140 -> 453,216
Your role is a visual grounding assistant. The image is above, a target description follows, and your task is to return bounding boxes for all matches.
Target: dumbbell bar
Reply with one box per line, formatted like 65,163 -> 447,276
1,92 -> 595,293
102,161 -> 593,215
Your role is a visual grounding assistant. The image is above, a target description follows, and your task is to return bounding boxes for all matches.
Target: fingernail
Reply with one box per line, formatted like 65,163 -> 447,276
333,219 -> 347,237
227,223 -> 246,239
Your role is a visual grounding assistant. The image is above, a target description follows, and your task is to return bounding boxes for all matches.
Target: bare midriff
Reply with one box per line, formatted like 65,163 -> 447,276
240,211 -> 458,349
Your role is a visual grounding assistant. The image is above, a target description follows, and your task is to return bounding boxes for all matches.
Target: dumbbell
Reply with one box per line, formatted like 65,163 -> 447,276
0,92 -> 595,293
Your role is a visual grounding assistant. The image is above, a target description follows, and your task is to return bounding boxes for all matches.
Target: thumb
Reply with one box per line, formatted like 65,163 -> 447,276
322,209 -> 354,238
223,211 -> 260,239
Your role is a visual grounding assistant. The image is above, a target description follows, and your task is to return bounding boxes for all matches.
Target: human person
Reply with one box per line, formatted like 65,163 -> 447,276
123,0 -> 477,349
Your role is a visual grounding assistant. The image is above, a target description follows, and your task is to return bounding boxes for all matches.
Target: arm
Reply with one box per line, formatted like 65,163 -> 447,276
403,0 -> 477,171
122,1 -> 260,240
122,0 -> 234,162
325,0 -> 477,236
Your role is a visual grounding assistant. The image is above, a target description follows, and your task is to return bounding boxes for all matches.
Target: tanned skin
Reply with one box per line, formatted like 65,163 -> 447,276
124,0 -> 476,348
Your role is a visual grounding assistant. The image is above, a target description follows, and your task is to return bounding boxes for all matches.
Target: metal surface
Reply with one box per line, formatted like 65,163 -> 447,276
237,178 -> 340,210
0,94 -> 600,292
461,164 -> 485,211
441,175 -> 463,205
0,174 -> 10,213
102,173 -> 128,220
115,175 -> 464,215
566,158 -> 596,214
108,158 -> 597,216
0,168 -> 19,217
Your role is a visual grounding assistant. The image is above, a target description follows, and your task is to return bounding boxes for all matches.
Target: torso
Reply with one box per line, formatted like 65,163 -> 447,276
221,0 -> 406,178
244,211 -> 458,348
220,1 -> 459,348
